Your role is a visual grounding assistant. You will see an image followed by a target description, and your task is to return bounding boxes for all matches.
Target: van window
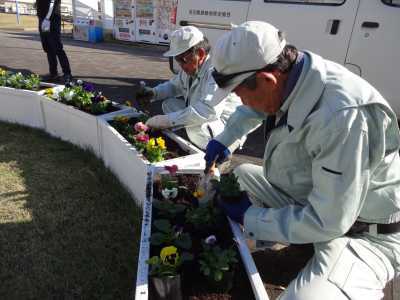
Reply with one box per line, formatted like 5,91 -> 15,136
382,0 -> 400,6
264,0 -> 344,5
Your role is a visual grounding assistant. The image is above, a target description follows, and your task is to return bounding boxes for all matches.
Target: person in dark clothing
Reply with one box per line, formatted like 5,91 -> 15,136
36,0 -> 72,84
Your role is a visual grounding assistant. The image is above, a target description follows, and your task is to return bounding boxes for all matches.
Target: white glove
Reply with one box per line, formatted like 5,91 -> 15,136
41,18 -> 51,32
145,115 -> 172,129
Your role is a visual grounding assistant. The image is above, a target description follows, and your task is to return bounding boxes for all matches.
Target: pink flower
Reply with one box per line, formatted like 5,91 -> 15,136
134,122 -> 149,132
165,165 -> 178,175
135,133 -> 149,143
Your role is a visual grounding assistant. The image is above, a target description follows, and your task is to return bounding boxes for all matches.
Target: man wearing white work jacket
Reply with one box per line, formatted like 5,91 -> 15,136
136,26 -> 242,150
205,21 -> 400,299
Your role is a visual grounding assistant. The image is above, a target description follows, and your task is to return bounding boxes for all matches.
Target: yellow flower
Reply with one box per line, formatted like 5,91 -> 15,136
160,246 -> 179,266
114,115 -> 129,123
0,70 -> 6,76
148,138 -> 156,147
125,101 -> 132,107
193,188 -> 205,199
156,137 -> 166,150
44,88 -> 54,96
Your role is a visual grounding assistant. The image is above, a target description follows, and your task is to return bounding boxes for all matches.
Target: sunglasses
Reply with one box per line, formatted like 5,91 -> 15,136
175,49 -> 195,65
212,68 -> 261,88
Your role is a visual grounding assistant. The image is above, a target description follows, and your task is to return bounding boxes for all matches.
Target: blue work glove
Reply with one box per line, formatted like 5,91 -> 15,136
218,193 -> 252,224
204,139 -> 231,169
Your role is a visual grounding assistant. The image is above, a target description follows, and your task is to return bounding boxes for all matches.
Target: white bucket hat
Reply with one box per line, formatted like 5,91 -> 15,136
211,21 -> 286,100
163,26 -> 204,57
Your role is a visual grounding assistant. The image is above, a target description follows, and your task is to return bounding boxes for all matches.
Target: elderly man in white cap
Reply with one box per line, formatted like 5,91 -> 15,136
136,26 -> 241,150
205,21 -> 400,299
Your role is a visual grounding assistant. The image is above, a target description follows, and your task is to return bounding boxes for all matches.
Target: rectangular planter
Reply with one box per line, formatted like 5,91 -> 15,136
134,168 -> 269,300
39,95 -> 131,158
0,86 -> 49,129
98,111 -> 205,205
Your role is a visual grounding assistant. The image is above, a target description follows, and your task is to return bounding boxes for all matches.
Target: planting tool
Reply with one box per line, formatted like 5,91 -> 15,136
196,160 -> 218,204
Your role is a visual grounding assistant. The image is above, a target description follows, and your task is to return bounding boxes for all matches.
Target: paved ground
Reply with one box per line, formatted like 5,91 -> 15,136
0,29 -> 266,160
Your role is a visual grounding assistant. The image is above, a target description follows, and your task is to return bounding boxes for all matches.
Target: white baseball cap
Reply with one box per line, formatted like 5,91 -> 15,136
211,21 -> 286,98
163,26 -> 204,57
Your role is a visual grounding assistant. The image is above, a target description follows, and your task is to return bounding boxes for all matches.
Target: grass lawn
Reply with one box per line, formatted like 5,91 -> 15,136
0,121 -> 142,298
0,12 -> 72,32
0,12 -> 38,29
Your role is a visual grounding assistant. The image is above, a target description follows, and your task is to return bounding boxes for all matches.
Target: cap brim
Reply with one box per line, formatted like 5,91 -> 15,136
163,48 -> 187,57
212,72 -> 255,102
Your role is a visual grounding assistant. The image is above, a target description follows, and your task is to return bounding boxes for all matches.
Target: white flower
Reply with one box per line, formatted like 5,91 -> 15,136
161,187 -> 178,200
205,235 -> 217,245
65,90 -> 74,101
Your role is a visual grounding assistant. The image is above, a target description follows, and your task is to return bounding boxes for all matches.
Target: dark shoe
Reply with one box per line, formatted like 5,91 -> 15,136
41,73 -> 60,83
63,74 -> 73,86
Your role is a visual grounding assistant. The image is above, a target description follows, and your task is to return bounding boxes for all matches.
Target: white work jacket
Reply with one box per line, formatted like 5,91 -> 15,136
216,51 -> 400,244
153,55 -> 241,149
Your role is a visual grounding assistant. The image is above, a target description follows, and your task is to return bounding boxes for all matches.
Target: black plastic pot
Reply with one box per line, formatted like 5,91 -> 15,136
203,270 -> 235,293
150,274 -> 183,300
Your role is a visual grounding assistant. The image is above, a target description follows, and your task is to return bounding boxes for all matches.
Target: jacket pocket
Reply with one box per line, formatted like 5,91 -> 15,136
327,240 -> 387,299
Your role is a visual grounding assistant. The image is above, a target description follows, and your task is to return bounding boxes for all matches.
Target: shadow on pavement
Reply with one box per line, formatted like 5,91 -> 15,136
3,31 -> 169,60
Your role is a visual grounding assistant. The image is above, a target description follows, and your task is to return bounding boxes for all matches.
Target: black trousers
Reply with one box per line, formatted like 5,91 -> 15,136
39,15 -> 71,76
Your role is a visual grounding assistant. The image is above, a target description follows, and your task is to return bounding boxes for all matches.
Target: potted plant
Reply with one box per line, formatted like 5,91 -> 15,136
150,219 -> 192,250
152,200 -> 186,220
199,237 -> 238,293
214,172 -> 244,203
146,245 -> 193,300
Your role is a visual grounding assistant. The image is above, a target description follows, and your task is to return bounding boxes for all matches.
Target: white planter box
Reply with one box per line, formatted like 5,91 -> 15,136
39,95 -> 131,158
135,168 -> 269,300
0,86 -> 47,129
99,111 -> 205,205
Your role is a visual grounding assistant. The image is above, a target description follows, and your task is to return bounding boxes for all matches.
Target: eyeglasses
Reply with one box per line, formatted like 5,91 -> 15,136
212,68 -> 261,88
175,49 -> 195,65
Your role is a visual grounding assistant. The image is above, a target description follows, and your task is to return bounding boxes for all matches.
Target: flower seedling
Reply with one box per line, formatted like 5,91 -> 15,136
199,241 -> 238,282
145,137 -> 167,162
185,203 -> 220,230
153,199 -> 186,218
146,246 -> 193,277
151,219 -> 192,250
215,173 -> 242,201
46,80 -> 112,114
1,71 -> 41,90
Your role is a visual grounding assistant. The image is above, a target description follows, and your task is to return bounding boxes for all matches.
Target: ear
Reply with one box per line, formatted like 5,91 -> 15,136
256,71 -> 278,85
196,47 -> 207,59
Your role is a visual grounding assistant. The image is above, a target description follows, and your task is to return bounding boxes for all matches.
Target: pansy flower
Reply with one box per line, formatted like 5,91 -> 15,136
165,165 -> 178,175
156,137 -> 166,149
135,133 -> 149,143
160,246 -> 179,266
134,122 -> 149,133
83,82 -> 95,92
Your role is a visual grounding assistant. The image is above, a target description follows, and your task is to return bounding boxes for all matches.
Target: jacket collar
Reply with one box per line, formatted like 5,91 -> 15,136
286,52 -> 326,130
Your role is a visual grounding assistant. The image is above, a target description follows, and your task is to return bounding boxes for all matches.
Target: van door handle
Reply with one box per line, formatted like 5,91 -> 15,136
330,19 -> 340,35
361,21 -> 379,29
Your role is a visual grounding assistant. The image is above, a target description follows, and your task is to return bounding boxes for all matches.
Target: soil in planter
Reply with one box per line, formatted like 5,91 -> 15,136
150,173 -> 257,300
109,117 -> 189,160
252,243 -> 315,299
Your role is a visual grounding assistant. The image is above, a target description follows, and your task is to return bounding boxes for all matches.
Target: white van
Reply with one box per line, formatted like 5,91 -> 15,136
175,0 -> 400,115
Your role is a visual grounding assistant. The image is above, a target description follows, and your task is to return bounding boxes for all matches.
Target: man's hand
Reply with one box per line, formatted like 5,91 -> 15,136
218,193 -> 252,224
145,115 -> 172,129
41,19 -> 51,32
136,86 -> 155,102
204,139 -> 231,168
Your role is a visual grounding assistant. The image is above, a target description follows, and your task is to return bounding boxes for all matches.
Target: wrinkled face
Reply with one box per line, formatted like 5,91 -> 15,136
233,72 -> 283,114
175,48 -> 202,76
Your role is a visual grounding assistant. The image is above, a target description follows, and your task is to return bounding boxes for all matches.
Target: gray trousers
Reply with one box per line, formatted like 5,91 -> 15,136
235,163 -> 398,300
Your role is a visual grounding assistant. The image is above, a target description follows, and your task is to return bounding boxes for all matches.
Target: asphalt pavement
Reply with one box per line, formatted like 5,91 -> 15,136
0,30 -> 265,163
